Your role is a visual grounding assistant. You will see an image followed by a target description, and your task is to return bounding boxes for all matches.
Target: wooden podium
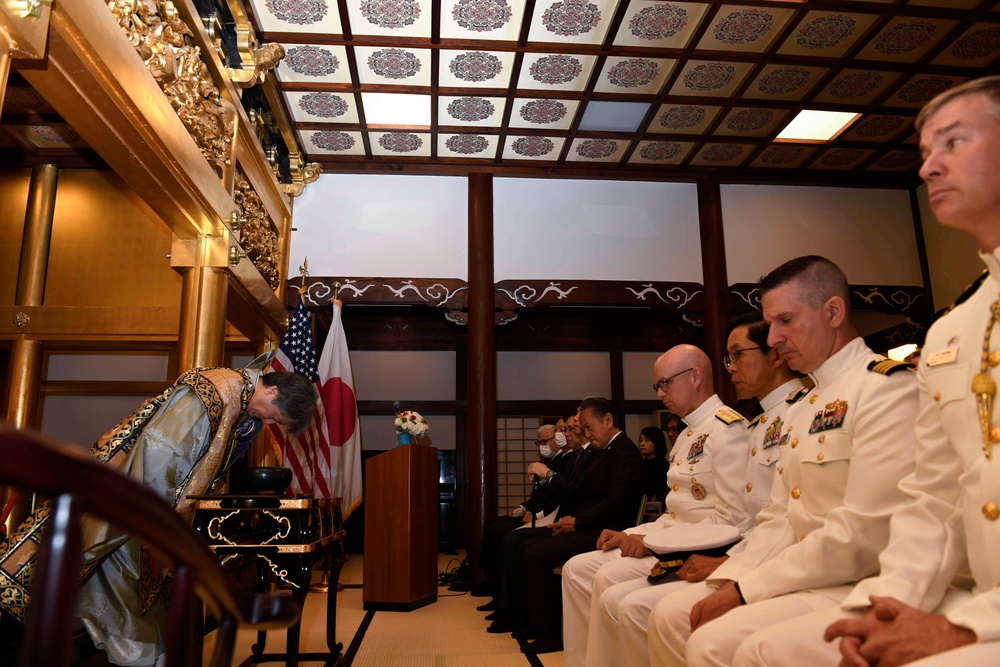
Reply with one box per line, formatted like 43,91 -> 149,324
363,444 -> 439,611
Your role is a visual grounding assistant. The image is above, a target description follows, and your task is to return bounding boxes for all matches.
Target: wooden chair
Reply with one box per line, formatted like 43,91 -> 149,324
0,425 -> 302,667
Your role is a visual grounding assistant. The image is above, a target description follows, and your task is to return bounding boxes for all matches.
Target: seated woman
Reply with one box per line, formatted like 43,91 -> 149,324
637,426 -> 669,517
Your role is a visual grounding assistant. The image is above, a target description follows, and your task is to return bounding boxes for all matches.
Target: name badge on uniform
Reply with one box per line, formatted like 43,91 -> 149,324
926,348 -> 958,367
762,417 -> 786,450
809,400 -> 848,434
687,434 -> 708,459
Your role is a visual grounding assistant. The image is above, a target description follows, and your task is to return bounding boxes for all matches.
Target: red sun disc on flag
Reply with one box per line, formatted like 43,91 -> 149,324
321,377 -> 357,447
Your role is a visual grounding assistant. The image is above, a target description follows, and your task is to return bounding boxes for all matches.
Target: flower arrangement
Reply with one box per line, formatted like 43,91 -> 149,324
395,410 -> 429,437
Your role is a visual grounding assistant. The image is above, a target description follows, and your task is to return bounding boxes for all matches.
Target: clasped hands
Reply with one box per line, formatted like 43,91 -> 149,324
595,529 -> 650,557
824,596 -> 977,667
526,462 -> 550,482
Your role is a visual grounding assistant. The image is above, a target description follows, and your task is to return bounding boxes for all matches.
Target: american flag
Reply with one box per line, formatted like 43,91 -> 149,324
270,300 -> 332,497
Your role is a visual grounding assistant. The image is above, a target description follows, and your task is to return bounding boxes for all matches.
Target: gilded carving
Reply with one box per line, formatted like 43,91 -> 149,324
227,42 -> 286,89
107,0 -> 235,174
234,173 -> 280,289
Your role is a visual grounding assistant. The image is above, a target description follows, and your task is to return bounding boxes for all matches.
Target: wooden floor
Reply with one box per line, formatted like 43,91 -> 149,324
209,552 -> 566,667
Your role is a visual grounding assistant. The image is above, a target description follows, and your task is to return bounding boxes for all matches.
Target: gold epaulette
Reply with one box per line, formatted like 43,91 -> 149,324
867,358 -> 915,375
715,407 -> 744,425
786,386 -> 810,404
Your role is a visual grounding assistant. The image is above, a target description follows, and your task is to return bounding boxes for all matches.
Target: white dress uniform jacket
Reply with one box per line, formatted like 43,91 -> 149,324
841,251 -> 1000,643
709,337 -> 919,603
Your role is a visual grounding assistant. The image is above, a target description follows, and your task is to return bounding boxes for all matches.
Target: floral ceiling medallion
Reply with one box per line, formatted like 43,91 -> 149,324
530,54 -> 584,85
658,106 -> 705,129
726,109 -> 773,132
30,125 -> 80,143
757,67 -> 811,95
873,152 -> 921,170
951,27 -> 1000,60
606,58 -> 659,88
760,146 -> 804,165
854,116 -> 904,138
379,132 -> 423,152
640,141 -> 682,161
541,0 -> 601,37
447,97 -> 495,122
683,63 -> 736,91
360,0 -> 421,29
4,87 -> 46,109
299,92 -> 349,117
449,52 -> 503,82
714,9 -> 773,44
875,21 -> 936,56
520,99 -> 568,124
446,134 -> 490,154
701,144 -> 743,163
575,139 -> 617,159
828,72 -> 884,99
312,131 -> 356,151
512,136 -> 555,157
897,77 -> 954,104
819,148 -> 864,167
368,48 -> 421,79
286,46 -> 340,76
629,4 -> 687,41
795,14 -> 855,49
452,0 -> 512,31
265,0 -> 327,24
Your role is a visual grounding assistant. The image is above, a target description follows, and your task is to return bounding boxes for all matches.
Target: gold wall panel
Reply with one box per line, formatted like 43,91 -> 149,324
0,170 -> 31,307
45,170 -> 183,308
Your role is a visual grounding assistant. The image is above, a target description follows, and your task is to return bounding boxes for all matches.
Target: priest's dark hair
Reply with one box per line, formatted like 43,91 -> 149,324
260,371 -> 319,436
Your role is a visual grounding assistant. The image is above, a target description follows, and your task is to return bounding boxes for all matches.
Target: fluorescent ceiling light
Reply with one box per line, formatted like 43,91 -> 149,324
361,92 -> 431,126
775,109 -> 860,143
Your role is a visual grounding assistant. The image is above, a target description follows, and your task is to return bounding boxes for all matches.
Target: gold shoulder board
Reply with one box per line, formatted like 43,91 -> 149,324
786,386 -> 809,404
715,407 -> 744,425
867,359 -> 915,375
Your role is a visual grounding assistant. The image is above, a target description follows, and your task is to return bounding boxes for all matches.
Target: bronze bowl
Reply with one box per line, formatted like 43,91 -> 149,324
229,466 -> 293,494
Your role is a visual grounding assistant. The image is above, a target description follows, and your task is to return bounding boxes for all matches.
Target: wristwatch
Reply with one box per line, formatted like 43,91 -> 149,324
546,470 -> 556,481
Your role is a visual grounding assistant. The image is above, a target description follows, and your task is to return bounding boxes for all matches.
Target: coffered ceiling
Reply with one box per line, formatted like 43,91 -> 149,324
246,0 -> 1000,181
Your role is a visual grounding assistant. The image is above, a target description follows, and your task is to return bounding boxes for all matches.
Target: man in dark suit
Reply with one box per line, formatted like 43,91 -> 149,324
516,397 -> 643,654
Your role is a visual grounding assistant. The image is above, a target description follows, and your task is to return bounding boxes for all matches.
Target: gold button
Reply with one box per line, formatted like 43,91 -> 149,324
670,511 -> 677,519
990,351 -> 1000,367
690,477 -> 697,483
933,392 -> 942,401
810,395 -> 818,404
767,456 -> 772,462
673,484 -> 679,492
984,503 -> 1000,521
760,415 -> 767,423
751,447 -> 757,456
791,488 -> 801,500
817,452 -> 824,461
689,466 -> 694,471
746,483 -> 752,493
991,427 -> 1000,444
791,438 -> 798,448
818,434 -> 826,443
687,429 -> 693,437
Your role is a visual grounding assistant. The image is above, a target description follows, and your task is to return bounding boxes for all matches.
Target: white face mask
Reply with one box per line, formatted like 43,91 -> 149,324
554,431 -> 567,448
539,445 -> 557,460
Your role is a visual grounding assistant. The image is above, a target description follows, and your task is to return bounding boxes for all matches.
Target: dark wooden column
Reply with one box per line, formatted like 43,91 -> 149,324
466,173 -> 496,569
697,178 -> 734,405
909,186 -> 935,316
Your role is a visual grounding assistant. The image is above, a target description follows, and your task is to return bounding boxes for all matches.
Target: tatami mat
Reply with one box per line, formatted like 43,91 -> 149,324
209,552 -> 565,666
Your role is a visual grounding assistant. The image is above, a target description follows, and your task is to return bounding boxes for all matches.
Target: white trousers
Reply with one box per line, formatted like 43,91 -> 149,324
561,548 -> 656,667
647,581 -> 849,667
601,576 -> 692,667
737,588 -> 1000,667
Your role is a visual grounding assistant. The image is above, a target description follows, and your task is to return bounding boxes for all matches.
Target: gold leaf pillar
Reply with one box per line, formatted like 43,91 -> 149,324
3,164 -> 57,532
175,235 -> 230,371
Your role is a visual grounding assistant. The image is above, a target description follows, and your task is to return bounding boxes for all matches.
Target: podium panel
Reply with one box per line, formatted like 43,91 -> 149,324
363,444 -> 439,611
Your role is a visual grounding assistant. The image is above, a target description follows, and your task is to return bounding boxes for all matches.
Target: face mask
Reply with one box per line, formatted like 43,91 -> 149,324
539,446 -> 557,460
555,431 -> 567,448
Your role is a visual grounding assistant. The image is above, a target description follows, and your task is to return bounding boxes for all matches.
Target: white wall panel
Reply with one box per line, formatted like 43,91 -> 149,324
46,353 -> 169,382
290,174 -> 468,279
623,351 -> 662,401
722,185 -> 921,285
360,414 -> 455,450
351,350 -> 456,401
917,183 -> 983,309
40,395 -> 149,447
497,351 -> 610,400
494,179 -> 702,282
